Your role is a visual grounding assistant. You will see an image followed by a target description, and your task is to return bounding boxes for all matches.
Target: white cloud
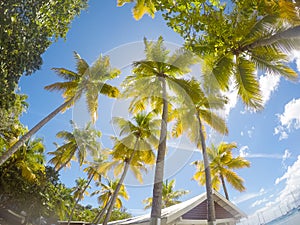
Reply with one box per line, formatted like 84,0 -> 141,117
238,72 -> 280,115
274,98 -> 300,140
222,83 -> 238,118
233,188 -> 266,204
248,155 -> 300,223
290,50 -> 300,72
247,126 -> 255,138
239,146 -> 249,157
281,149 -> 291,169
128,208 -> 149,216
259,73 -> 280,106
239,146 -> 283,159
251,198 -> 268,208
275,155 -> 300,186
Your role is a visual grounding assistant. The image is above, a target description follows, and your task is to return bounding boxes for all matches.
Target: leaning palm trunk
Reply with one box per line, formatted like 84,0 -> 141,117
68,175 -> 93,225
196,113 -> 216,225
92,197 -> 112,224
245,25 -> 300,50
0,98 -> 74,166
56,154 -> 74,172
102,140 -> 139,225
150,77 -> 168,225
220,174 -> 229,200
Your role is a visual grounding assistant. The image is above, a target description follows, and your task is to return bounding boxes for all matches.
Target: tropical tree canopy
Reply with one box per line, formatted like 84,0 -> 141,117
122,36 -> 197,223
0,52 -> 120,166
193,142 -> 250,200
0,0 -> 88,115
143,179 -> 190,209
45,52 -> 120,122
48,121 -> 101,171
120,0 -> 300,110
92,179 -> 129,209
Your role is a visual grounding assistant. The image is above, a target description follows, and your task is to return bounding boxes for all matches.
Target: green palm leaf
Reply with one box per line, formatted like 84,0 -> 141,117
235,57 -> 263,109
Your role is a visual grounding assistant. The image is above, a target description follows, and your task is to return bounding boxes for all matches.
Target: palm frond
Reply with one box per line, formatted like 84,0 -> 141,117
51,68 -> 80,81
144,36 -> 168,61
203,53 -> 234,91
73,51 -> 89,75
130,164 -> 144,184
98,83 -> 120,98
85,87 -> 99,123
234,57 -> 263,110
199,109 -> 228,135
227,156 -> 251,169
224,170 -> 246,192
167,48 -> 197,74
44,81 -> 78,95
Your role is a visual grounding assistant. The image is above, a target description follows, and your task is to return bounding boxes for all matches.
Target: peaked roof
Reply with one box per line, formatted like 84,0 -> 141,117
108,191 -> 247,225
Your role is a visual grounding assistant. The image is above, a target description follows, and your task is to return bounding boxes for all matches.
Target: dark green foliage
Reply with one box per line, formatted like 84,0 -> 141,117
0,94 -> 27,152
0,0 -> 88,111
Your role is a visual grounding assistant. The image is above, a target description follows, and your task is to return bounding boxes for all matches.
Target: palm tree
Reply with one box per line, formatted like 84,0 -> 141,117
67,157 -> 106,225
122,36 -> 196,224
201,6 -> 300,110
0,52 -> 120,166
143,179 -> 189,209
172,78 -> 228,224
193,142 -> 250,200
48,121 -> 101,171
92,178 -> 129,224
102,112 -> 159,225
67,178 -> 90,224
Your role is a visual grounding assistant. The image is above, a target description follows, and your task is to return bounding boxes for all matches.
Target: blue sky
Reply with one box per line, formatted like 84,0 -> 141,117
19,1 -> 300,223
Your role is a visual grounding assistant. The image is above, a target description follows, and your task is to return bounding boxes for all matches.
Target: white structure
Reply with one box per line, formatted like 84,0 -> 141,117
109,191 -> 247,225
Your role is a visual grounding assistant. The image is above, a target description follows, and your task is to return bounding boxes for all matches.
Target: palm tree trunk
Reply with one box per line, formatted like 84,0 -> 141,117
68,175 -> 93,225
0,98 -> 74,166
92,197 -> 112,225
102,140 -> 139,225
220,174 -> 229,200
244,25 -> 300,50
56,154 -> 75,172
196,114 -> 216,225
150,77 -> 168,225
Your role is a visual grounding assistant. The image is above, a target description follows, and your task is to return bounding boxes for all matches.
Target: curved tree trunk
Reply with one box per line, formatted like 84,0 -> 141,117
0,98 -> 74,166
196,114 -> 216,225
245,25 -> 300,50
150,77 -> 168,225
220,174 -> 229,200
68,175 -> 93,225
102,140 -> 139,225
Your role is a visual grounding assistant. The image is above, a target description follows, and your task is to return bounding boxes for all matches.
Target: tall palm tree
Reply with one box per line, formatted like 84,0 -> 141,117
122,36 -> 196,225
102,112 -> 159,225
172,78 -> 228,224
0,52 -> 120,166
92,178 -> 129,224
143,179 -> 190,209
193,142 -> 250,200
48,121 -> 101,171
